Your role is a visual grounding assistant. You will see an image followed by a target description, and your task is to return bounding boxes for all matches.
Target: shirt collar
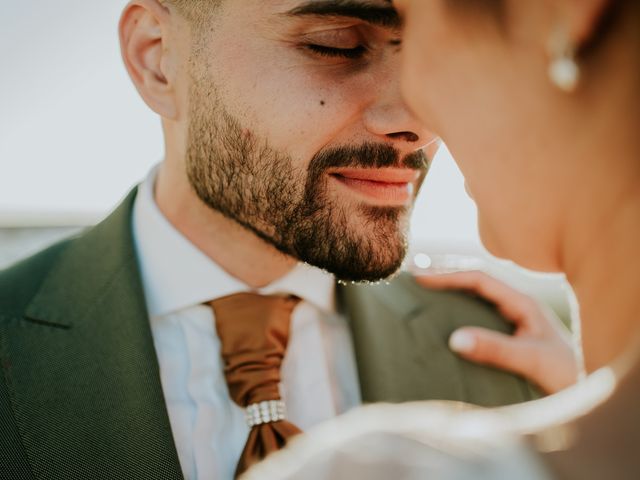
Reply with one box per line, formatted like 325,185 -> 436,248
132,165 -> 335,317
259,262 -> 336,314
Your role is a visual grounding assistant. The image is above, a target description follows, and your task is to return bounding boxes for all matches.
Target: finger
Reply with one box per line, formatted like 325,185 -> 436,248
416,271 -> 541,328
448,327 -> 538,379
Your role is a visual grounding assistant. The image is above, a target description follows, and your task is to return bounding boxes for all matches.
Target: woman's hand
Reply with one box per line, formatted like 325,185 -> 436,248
415,271 -> 580,395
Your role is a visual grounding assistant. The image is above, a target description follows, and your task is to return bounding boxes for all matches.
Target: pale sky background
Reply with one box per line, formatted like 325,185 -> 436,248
0,0 -> 480,248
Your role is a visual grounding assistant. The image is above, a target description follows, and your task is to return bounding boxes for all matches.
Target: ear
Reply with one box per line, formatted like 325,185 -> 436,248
119,0 -> 178,120
555,0 -> 613,47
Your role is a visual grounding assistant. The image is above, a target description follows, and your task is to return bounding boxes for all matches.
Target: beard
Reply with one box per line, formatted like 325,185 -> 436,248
185,80 -> 428,283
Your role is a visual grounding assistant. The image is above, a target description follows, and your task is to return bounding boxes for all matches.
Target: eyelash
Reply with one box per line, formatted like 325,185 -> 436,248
304,44 -> 368,60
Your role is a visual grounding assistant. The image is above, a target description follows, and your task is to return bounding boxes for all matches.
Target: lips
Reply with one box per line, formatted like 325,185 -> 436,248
328,168 -> 420,206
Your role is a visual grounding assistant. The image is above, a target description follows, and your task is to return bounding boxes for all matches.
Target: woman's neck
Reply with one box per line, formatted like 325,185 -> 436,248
563,186 -> 640,372
559,35 -> 640,372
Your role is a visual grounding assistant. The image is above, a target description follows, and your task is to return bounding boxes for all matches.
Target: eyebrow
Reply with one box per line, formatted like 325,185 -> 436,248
285,0 -> 401,29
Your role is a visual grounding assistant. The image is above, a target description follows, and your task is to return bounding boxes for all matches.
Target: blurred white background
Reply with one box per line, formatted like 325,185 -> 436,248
0,1 -> 162,223
0,0 -> 480,250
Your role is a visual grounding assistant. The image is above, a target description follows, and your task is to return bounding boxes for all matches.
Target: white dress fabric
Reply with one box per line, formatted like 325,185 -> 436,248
244,365 -> 619,480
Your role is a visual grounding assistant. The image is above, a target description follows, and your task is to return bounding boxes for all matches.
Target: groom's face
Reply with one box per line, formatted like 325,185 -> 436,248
175,0 -> 437,282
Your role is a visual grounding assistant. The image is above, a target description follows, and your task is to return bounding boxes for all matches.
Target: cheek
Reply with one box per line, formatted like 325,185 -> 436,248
251,76 -> 362,158
211,40 -> 370,163
400,31 -> 432,125
399,3 -> 460,134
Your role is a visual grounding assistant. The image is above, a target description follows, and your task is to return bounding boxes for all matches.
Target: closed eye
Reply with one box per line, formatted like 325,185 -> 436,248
304,44 -> 368,59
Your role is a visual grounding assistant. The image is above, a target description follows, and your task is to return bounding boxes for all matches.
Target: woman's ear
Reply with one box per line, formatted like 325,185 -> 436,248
119,0 -> 178,120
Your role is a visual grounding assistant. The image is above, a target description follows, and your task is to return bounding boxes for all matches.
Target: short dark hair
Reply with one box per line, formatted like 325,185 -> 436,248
161,0 -> 222,26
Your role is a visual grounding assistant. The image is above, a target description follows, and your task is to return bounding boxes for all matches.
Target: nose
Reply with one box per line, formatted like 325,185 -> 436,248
362,59 -> 438,151
365,102 -> 425,143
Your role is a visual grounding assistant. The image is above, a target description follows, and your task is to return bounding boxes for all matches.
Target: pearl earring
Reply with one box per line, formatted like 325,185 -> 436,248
547,27 -> 580,93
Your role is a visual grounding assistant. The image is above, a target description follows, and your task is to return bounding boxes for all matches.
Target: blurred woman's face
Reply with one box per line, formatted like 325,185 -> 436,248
395,0 -> 574,272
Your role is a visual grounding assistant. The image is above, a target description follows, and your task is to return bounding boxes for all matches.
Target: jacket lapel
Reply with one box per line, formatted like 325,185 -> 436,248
339,275 -> 467,404
5,189 -> 184,479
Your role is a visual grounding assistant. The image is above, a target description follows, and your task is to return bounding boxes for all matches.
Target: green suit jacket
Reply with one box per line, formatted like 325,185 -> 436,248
0,189 -> 539,479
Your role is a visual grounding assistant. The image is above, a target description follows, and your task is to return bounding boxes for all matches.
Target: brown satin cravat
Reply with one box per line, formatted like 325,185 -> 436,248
210,293 -> 303,478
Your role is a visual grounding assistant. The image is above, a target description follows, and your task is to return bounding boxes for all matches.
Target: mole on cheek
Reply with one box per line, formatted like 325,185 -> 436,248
320,100 -> 326,106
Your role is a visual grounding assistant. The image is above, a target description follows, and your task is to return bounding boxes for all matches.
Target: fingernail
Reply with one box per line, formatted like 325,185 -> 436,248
449,330 -> 476,354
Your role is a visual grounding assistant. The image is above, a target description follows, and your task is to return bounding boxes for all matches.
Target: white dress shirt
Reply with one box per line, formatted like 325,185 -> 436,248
131,167 -> 361,480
